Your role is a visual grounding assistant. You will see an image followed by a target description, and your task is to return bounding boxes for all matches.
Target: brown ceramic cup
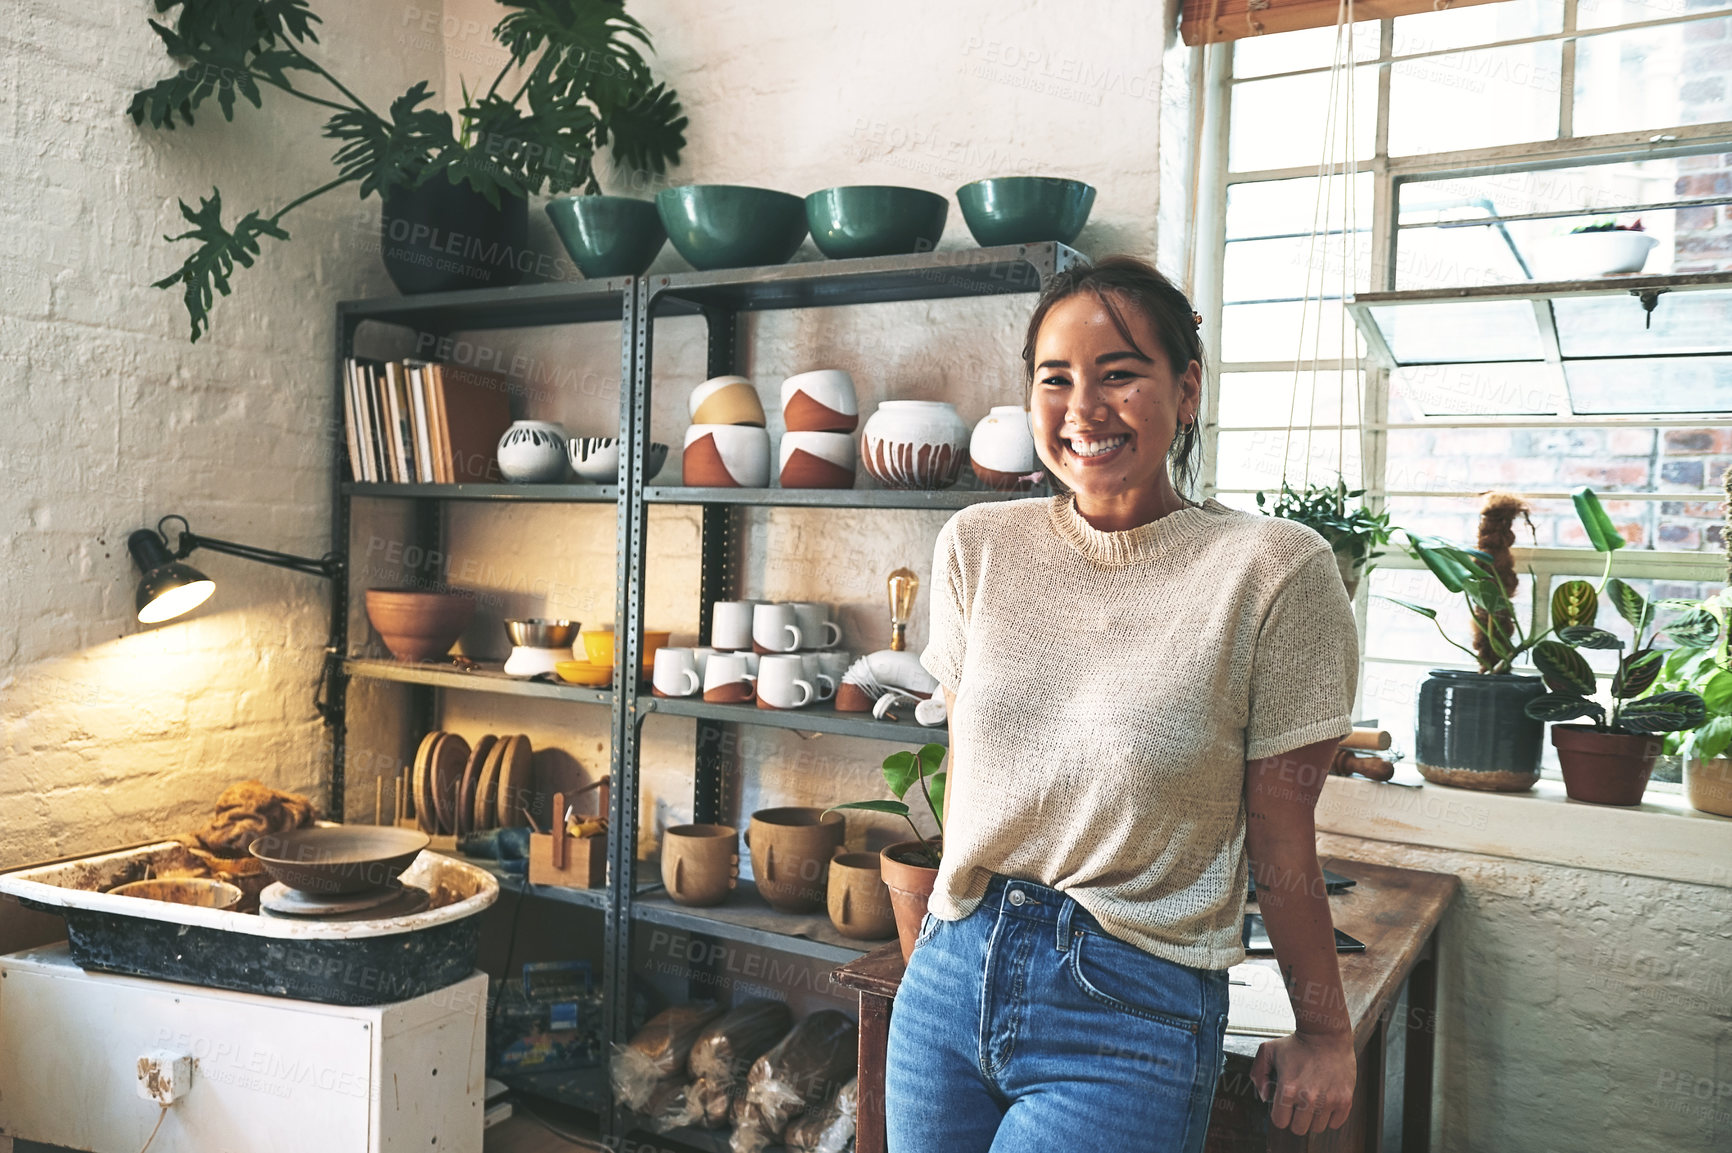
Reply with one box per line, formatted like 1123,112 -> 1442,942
826,850 -> 896,939
660,824 -> 739,907
746,807 -> 845,913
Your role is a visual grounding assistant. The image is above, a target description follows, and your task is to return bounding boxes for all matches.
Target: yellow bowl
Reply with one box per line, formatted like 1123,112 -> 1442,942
643,630 -> 672,666
555,660 -> 612,687
580,630 -> 615,666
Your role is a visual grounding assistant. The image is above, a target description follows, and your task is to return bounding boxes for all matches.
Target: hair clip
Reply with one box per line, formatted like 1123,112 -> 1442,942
1191,311 -> 1203,329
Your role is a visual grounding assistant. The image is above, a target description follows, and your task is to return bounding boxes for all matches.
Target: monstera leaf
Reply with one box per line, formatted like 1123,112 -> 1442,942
1533,640 -> 1597,697
1551,580 -> 1599,631
150,191 -> 288,342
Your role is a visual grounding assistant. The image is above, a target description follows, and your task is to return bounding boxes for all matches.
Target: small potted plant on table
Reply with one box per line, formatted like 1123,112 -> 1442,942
1524,491 -> 1716,805
829,743 -> 944,962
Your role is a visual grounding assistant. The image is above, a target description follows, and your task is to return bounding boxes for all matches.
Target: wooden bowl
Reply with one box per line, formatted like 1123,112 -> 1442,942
364,589 -> 477,662
249,826 -> 431,895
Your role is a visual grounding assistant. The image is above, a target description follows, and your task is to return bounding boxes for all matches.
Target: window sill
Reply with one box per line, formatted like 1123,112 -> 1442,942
1314,768 -> 1732,889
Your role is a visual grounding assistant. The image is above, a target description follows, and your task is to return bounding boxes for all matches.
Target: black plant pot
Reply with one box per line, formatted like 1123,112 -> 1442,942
1414,670 -> 1546,792
380,180 -> 529,295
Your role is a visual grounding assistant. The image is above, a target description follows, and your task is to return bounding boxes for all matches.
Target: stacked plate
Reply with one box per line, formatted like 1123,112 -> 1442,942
411,731 -> 536,835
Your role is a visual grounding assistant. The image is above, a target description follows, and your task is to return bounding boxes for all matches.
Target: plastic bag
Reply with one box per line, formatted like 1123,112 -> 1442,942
609,1002 -> 722,1112
690,1000 -> 794,1086
784,1076 -> 857,1153
730,1011 -> 858,1153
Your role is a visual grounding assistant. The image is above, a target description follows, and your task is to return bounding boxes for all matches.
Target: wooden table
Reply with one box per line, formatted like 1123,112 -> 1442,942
833,857 -> 1458,1153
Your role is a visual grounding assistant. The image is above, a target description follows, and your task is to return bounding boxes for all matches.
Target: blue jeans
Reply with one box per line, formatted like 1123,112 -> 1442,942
885,876 -> 1228,1153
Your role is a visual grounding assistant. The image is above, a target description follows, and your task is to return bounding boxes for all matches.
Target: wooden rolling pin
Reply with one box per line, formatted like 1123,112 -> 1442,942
1332,748 -> 1396,782
1341,727 -> 1392,751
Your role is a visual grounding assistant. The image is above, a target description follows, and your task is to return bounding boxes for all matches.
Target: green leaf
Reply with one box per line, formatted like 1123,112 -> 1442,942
1551,580 -> 1599,630
325,82 -> 457,201
1557,626 -> 1623,650
1572,487 -> 1626,553
1604,578 -> 1651,633
825,799 -> 911,818
150,189 -> 288,342
1700,669 -> 1732,714
595,80 -> 687,183
1660,607 -> 1721,649
1405,534 -> 1474,595
917,743 -> 947,777
927,772 -> 946,830
1525,693 -> 1606,724
1533,640 -> 1597,697
1618,691 -> 1707,735
1379,596 -> 1437,620
1692,714 -> 1732,760
1664,646 -> 1709,678
881,751 -> 918,800
1611,649 -> 1662,699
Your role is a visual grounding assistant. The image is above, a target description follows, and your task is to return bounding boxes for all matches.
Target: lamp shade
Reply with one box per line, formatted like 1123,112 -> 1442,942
128,529 -> 214,624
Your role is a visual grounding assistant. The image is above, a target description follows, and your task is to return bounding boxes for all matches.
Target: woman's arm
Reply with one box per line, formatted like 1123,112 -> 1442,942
1244,735 -> 1356,1136
941,688 -> 955,828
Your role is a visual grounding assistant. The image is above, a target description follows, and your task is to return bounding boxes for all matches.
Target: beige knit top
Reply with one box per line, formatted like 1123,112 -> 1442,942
921,494 -> 1359,970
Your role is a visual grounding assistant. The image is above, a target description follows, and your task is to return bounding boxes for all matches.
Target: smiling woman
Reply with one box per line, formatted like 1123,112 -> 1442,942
883,257 -> 1365,1152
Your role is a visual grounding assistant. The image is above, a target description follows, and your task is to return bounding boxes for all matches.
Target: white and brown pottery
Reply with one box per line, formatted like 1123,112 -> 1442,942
860,401 -> 968,490
780,369 -> 859,433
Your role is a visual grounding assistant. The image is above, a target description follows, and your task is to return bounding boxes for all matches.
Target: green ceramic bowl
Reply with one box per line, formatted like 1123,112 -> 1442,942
656,185 -> 809,270
804,186 -> 950,260
544,195 -> 666,279
955,177 -> 1096,247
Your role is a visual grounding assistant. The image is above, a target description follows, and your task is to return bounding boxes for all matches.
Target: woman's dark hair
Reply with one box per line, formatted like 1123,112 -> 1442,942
1021,255 -> 1206,495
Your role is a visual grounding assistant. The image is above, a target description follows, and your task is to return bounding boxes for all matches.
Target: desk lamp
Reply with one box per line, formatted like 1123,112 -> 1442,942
127,515 -> 343,624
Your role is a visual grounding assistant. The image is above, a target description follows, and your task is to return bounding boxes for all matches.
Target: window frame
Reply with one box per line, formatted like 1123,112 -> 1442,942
1189,0 -> 1732,731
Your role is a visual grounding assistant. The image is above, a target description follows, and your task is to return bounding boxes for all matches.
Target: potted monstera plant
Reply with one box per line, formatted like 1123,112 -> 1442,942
828,743 -> 945,962
1255,479 -> 1393,599
1386,493 -> 1551,792
130,0 -> 686,336
1524,491 -> 1716,806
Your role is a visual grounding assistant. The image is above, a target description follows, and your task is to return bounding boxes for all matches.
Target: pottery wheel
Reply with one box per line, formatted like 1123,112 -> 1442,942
259,882 -> 431,921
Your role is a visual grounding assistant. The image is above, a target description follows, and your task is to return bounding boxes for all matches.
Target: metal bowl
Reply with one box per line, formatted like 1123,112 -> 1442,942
249,827 -> 431,895
504,618 -> 581,648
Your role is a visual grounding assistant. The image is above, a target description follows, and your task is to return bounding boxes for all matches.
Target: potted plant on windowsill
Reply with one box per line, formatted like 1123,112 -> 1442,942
828,743 -> 945,962
130,0 -> 686,338
1255,479 -> 1393,599
1523,491 -> 1716,806
1386,493 -> 1551,792
1651,592 -> 1731,816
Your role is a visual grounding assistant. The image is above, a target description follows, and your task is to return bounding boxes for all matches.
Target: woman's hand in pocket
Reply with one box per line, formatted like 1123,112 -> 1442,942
1249,1029 -> 1356,1135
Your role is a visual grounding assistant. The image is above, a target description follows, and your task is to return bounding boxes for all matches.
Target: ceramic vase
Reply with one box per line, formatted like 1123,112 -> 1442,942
827,851 -> 897,939
746,807 -> 845,913
497,421 -> 569,483
969,405 -> 1038,491
860,401 -> 968,490
779,431 -> 857,489
684,425 -> 772,487
781,369 -> 859,433
1414,671 -> 1545,792
569,437 -> 667,484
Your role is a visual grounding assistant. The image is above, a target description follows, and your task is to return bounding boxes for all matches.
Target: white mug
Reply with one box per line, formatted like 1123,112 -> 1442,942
799,653 -> 837,701
752,603 -> 803,653
789,602 -> 842,649
691,646 -> 719,681
817,650 -> 853,684
756,654 -> 814,709
652,648 -> 701,697
711,600 -> 758,651
702,651 -> 757,703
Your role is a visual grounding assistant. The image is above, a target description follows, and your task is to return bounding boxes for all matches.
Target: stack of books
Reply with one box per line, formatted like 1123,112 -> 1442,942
343,358 -> 514,485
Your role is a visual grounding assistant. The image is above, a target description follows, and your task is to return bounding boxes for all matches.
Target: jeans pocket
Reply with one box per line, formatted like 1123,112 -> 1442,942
912,912 -> 941,950
1064,931 -> 1204,1034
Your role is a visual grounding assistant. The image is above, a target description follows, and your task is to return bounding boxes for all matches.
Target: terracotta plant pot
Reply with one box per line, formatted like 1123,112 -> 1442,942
1552,724 -> 1662,806
827,851 -> 896,940
660,824 -> 738,907
860,401 -> 968,490
746,807 -> 844,913
1684,756 -> 1732,817
364,588 -> 477,662
880,840 -> 941,962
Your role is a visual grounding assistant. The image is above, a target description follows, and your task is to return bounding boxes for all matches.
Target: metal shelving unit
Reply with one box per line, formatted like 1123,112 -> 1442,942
328,243 -> 1080,1149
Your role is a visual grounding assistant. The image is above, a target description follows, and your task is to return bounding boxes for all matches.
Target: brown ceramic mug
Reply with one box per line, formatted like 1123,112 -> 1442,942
746,807 -> 845,913
826,850 -> 896,939
660,824 -> 739,907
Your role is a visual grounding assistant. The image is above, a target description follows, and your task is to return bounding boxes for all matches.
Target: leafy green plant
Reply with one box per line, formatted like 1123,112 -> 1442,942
1254,479 -> 1394,574
1570,218 -> 1644,234
1522,491 -> 1717,736
827,744 -> 946,868
1654,592 -> 1732,759
131,0 -> 687,340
